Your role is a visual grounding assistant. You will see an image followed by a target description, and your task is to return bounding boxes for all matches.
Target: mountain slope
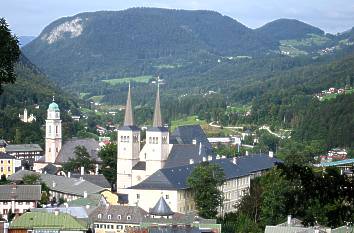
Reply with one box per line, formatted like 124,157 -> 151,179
256,18 -> 324,40
22,8 -> 277,87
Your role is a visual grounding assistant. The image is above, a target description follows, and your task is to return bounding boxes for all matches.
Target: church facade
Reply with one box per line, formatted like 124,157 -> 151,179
116,84 -> 281,215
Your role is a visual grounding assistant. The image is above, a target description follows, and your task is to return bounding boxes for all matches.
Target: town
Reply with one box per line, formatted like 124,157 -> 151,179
1,1 -> 354,233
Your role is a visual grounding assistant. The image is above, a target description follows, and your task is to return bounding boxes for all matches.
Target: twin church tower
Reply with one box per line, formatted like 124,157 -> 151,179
117,83 -> 170,190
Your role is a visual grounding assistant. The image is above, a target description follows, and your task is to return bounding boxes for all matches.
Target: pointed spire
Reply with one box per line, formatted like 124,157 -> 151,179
150,196 -> 174,216
123,82 -> 134,126
152,81 -> 162,127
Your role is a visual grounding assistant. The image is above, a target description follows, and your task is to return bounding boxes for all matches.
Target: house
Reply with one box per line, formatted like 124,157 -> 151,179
3,144 -> 43,167
9,211 -> 88,233
32,207 -> 90,222
0,184 -> 41,218
0,152 -> 21,177
8,170 -> 107,202
89,204 -> 147,233
67,193 -> 108,210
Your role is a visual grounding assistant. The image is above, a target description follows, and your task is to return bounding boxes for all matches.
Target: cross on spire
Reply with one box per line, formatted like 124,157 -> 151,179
123,82 -> 134,126
52,96 -> 55,102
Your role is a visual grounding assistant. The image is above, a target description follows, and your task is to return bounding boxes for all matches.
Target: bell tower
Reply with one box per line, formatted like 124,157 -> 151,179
45,97 -> 62,163
145,83 -> 170,176
117,83 -> 140,189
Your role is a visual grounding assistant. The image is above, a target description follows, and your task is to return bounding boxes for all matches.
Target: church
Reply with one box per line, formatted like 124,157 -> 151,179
116,84 -> 281,215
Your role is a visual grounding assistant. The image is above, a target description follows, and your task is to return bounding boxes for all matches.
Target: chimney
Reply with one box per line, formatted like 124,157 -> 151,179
202,157 -> 206,162
232,157 -> 237,164
80,166 -> 84,175
189,159 -> 194,164
68,172 -> 71,178
269,151 -> 274,158
52,181 -> 56,188
83,191 -> 87,198
95,164 -> 99,175
192,139 -> 197,145
246,151 -> 249,156
287,215 -> 292,226
207,155 -> 212,161
54,209 -> 59,216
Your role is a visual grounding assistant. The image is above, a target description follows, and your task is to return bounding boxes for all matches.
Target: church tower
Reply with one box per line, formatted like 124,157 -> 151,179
145,83 -> 170,176
45,97 -> 62,163
117,83 -> 140,189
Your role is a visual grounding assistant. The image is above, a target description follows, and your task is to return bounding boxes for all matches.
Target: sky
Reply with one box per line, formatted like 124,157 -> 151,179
1,0 -> 354,36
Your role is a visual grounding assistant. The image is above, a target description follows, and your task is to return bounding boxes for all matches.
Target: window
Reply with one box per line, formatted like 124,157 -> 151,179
149,137 -> 152,144
162,136 -> 167,144
127,136 -> 130,142
49,148 -> 51,152
3,209 -> 8,215
3,202 -> 8,205
56,126 -> 58,134
108,215 -> 111,219
127,215 -> 131,220
1,160 -> 3,164
116,225 -> 123,230
7,160 -> 10,164
56,147 -> 58,152
1,168 -> 3,172
49,126 -> 51,134
117,215 -> 121,220
136,194 -> 140,199
18,202 -> 23,205
165,194 -> 169,200
121,136 -> 123,142
98,214 -> 102,219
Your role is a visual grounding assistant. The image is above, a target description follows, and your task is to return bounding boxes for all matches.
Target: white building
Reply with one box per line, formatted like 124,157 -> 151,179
19,108 -> 36,123
116,84 -> 280,215
0,184 -> 41,218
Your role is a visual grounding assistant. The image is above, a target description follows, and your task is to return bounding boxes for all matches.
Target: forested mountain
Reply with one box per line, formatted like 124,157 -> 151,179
255,19 -> 325,40
0,55 -> 79,144
22,8 -> 277,88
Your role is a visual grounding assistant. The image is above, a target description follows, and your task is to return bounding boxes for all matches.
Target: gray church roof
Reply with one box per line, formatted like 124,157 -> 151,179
130,155 -> 281,190
42,163 -> 59,175
150,197 -> 174,216
164,144 -> 207,168
123,83 -> 134,126
55,138 -> 101,164
169,125 -> 214,156
89,205 -> 147,224
152,84 -> 162,128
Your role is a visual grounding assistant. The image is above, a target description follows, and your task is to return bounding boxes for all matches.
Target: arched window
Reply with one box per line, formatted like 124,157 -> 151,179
127,215 -> 131,220
117,215 -> 121,220
108,215 -> 111,219
98,214 -> 102,219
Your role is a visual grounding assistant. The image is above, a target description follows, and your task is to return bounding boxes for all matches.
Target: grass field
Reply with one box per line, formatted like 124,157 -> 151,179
170,116 -> 205,131
89,95 -> 105,103
102,75 -> 153,85
321,88 -> 354,101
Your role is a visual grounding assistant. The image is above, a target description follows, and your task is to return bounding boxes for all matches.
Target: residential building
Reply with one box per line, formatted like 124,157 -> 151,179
3,144 -> 43,166
8,170 -> 107,202
9,211 -> 88,233
0,184 -> 41,218
90,204 -> 147,233
0,152 -> 21,177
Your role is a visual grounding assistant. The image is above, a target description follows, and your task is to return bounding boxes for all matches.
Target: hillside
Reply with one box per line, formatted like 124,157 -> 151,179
0,55 -> 79,144
22,8 -> 277,88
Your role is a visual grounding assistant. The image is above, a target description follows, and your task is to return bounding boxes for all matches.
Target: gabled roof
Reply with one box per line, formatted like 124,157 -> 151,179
164,144 -> 207,168
9,170 -> 106,196
42,163 -> 59,175
67,194 -> 105,208
70,174 -> 111,188
150,197 -> 174,216
6,144 -> 43,152
170,125 -> 214,155
0,184 -> 41,201
55,138 -> 101,164
9,212 -> 88,230
89,205 -> 147,224
131,155 -> 281,190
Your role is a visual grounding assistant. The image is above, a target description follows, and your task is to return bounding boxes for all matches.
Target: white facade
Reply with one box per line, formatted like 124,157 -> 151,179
116,129 -> 140,189
45,102 -> 62,163
0,200 -> 37,217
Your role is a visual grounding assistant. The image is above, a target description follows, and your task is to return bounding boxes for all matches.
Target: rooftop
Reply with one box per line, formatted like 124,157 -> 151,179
6,144 -> 43,152
0,184 -> 41,201
9,170 -> 106,196
10,212 -> 88,230
89,205 -> 147,224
